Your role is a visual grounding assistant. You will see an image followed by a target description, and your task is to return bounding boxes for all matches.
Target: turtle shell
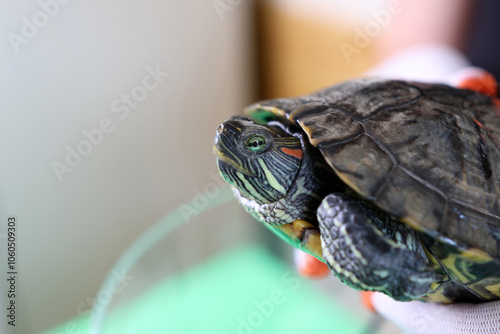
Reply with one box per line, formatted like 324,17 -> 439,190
247,78 -> 500,260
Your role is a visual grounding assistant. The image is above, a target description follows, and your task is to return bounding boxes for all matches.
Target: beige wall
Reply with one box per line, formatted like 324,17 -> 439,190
0,1 -> 257,333
257,0 -> 383,98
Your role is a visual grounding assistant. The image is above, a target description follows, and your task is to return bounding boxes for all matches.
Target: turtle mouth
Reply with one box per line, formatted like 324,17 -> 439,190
213,145 -> 255,176
214,120 -> 256,177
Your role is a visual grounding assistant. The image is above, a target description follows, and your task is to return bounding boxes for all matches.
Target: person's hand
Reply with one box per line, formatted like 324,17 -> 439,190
370,292 -> 500,334
294,247 -> 500,334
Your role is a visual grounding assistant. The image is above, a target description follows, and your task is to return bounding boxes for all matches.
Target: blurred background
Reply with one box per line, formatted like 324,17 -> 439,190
1,0 -> 495,333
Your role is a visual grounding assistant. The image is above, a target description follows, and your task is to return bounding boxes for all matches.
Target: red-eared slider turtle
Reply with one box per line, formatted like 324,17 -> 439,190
213,78 -> 500,303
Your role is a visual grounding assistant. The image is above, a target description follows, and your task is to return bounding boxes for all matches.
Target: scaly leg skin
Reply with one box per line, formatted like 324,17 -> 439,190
318,193 -> 444,301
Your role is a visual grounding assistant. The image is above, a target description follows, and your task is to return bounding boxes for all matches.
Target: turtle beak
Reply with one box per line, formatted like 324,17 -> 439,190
213,119 -> 255,176
212,122 -> 226,152
213,116 -> 248,149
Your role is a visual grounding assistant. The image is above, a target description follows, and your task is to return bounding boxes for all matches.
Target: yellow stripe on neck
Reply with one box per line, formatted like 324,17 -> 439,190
236,172 -> 266,202
258,159 -> 286,195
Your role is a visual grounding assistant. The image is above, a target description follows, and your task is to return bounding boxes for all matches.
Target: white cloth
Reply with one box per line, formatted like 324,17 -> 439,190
367,44 -> 471,84
372,293 -> 500,334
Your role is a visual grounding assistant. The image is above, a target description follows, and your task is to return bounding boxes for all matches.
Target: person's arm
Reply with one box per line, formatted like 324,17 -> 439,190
377,0 -> 475,60
368,0 -> 479,83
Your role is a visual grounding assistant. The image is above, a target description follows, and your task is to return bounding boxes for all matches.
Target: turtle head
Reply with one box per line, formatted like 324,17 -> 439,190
214,116 -> 303,203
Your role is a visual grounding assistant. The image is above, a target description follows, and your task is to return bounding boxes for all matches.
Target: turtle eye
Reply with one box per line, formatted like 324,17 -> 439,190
245,135 -> 267,153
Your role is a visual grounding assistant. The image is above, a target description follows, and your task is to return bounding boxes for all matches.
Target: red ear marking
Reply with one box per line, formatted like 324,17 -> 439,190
281,147 -> 303,159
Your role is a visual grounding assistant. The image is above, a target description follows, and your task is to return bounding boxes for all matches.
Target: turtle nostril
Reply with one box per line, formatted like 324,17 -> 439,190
217,124 -> 224,134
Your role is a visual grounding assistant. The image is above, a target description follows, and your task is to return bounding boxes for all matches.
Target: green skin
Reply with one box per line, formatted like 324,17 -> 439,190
214,116 -> 457,302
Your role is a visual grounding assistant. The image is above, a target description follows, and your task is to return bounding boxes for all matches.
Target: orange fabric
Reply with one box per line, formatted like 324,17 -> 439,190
296,252 -> 330,278
457,72 -> 498,97
360,291 -> 376,313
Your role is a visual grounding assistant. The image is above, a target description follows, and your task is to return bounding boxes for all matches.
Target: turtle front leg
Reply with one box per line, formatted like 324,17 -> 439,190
318,193 -> 443,301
